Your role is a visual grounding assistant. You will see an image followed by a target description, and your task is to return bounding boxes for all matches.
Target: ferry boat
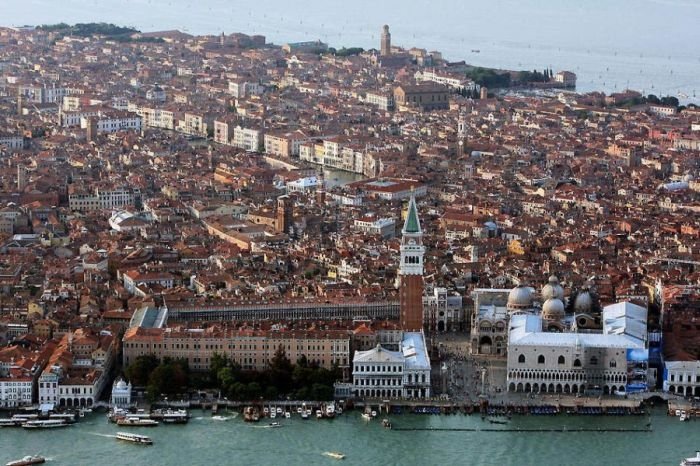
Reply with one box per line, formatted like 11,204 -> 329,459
681,451 -> 700,466
22,420 -> 69,429
151,408 -> 189,424
48,413 -> 77,424
115,432 -> 153,445
5,455 -> 46,466
117,417 -> 159,427
323,452 -> 345,460
11,414 -> 38,422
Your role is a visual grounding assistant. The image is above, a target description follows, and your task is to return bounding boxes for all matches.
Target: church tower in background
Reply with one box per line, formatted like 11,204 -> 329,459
380,25 -> 391,56
399,194 -> 425,331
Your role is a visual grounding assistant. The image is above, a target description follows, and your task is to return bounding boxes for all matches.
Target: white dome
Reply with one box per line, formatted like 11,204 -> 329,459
115,379 -> 127,390
541,275 -> 564,301
574,290 -> 593,313
541,298 -> 565,320
507,285 -> 533,310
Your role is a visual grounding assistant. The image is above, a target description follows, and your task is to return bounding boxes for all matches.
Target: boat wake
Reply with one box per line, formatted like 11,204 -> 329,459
87,432 -> 117,438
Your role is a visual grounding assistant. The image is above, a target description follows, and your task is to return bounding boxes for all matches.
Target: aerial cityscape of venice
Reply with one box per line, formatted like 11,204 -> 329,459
0,1 -> 699,465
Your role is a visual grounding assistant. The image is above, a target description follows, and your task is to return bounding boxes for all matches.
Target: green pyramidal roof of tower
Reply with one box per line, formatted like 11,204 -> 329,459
404,196 -> 421,233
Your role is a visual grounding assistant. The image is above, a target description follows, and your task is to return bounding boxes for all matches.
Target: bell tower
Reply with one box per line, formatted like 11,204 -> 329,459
399,194 -> 425,331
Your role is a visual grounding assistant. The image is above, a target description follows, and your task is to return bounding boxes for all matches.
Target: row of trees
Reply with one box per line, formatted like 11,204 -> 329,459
38,22 -> 138,37
124,346 -> 342,402
208,348 -> 341,401
124,355 -> 189,401
329,47 -> 365,57
465,67 -> 511,88
516,69 -> 555,84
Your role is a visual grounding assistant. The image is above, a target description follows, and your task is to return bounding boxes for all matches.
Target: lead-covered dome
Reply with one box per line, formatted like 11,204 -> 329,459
541,298 -> 565,321
507,285 -> 533,311
541,275 -> 564,301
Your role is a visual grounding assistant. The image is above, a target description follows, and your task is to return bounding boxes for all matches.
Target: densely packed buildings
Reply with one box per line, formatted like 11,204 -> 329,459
0,23 -> 698,404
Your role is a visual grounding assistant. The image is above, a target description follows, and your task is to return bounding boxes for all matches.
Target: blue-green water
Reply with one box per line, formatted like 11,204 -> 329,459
1,408 -> 698,466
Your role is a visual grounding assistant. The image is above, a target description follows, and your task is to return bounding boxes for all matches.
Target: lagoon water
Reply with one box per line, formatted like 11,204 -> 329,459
3,0 -> 700,103
0,408 -> 698,466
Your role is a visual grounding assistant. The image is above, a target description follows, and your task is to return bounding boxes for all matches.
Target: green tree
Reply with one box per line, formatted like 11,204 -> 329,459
125,355 -> 159,386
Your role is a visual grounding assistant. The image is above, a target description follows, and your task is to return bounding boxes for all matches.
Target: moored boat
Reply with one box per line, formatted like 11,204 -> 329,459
22,420 -> 69,429
117,417 -> 159,427
382,418 -> 392,429
151,408 -> 189,424
5,455 -> 46,466
0,418 -> 22,427
361,412 -> 372,421
243,406 -> 260,422
325,402 -> 336,419
115,432 -> 153,445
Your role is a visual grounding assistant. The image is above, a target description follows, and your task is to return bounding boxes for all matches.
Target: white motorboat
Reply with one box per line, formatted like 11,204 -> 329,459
5,455 -> 46,466
323,452 -> 345,460
316,410 -> 323,419
361,412 -> 372,421
115,432 -> 153,445
296,407 -> 303,414
270,410 -> 277,419
681,451 -> 700,466
285,412 -> 291,419
276,407 -> 283,414
268,422 -> 282,428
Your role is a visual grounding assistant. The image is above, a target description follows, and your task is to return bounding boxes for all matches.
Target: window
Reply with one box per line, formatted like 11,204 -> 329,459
573,359 -> 581,367
558,356 -> 565,365
609,360 -> 617,368
537,355 -> 545,364
518,354 -> 525,364
590,356 -> 598,365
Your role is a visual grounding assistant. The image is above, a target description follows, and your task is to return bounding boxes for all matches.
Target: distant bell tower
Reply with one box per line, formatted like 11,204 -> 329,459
276,195 -> 293,234
457,111 -> 467,140
17,165 -> 27,192
380,25 -> 391,56
399,193 -> 425,331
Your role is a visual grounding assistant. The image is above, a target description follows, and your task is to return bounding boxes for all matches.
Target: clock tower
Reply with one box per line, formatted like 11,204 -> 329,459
399,194 -> 425,331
